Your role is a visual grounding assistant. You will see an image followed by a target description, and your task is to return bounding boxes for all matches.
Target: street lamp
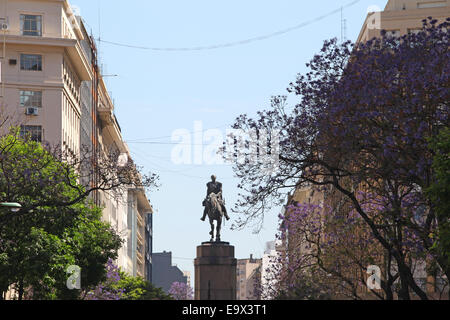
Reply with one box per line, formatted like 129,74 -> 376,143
0,202 -> 22,213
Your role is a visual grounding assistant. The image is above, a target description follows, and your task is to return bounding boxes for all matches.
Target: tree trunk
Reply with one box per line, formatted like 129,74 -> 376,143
385,288 -> 393,300
18,280 -> 24,301
398,272 -> 411,300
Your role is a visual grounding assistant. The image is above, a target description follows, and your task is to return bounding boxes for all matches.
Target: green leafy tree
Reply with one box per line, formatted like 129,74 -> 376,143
116,271 -> 172,300
86,259 -> 172,300
427,127 -> 450,269
0,133 -> 122,300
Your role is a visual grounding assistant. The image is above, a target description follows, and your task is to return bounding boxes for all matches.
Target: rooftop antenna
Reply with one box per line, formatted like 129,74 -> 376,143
97,0 -> 102,62
97,0 -> 101,43
341,6 -> 347,43
343,18 -> 347,42
341,6 -> 343,42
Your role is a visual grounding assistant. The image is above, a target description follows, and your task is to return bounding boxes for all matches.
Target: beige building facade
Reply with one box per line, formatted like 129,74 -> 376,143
236,255 -> 262,300
0,0 -> 90,155
357,0 -> 450,43
182,271 -> 192,289
0,0 -> 153,282
127,187 -> 152,278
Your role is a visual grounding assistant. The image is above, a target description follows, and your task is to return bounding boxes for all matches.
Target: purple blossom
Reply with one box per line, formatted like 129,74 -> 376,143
85,259 -> 124,300
168,282 -> 193,300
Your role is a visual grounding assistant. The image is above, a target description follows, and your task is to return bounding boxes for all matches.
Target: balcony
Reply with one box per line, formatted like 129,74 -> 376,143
3,34 -> 92,82
137,213 -> 145,228
137,232 -> 144,247
136,251 -> 145,266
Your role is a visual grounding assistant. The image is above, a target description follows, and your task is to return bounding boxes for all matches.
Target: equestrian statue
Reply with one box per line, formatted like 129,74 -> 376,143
201,175 -> 230,242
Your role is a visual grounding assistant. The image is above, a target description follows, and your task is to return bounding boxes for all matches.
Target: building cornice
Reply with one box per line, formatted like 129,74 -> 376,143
4,35 -> 93,81
4,34 -> 76,47
62,0 -> 84,40
357,6 -> 450,43
129,188 -> 153,214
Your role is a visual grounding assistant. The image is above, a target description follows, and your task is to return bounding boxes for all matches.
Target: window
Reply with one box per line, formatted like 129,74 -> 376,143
112,205 -> 117,221
20,125 -> 42,142
408,28 -> 422,35
385,30 -> 401,38
20,54 -> 42,71
20,90 -> 42,108
20,14 -> 42,36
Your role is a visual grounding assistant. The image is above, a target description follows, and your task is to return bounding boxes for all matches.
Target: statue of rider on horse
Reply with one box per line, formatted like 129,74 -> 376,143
201,175 -> 230,242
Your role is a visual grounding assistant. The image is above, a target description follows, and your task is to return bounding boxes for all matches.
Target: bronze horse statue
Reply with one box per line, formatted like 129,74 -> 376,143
204,191 -> 224,242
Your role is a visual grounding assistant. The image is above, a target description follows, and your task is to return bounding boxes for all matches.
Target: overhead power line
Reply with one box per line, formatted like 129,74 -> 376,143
172,256 -> 195,261
98,0 -> 361,52
126,124 -> 230,143
127,141 -> 220,146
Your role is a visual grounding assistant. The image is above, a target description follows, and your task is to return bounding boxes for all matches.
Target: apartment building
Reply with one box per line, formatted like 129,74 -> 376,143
0,0 -> 89,153
145,211 -> 154,283
236,255 -> 262,300
0,0 -> 153,280
182,271 -> 191,289
152,251 -> 188,293
357,0 -> 450,43
261,241 -> 283,300
128,187 -> 152,278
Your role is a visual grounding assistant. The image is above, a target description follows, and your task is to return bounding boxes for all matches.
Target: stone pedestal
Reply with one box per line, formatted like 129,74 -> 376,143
194,242 -> 237,300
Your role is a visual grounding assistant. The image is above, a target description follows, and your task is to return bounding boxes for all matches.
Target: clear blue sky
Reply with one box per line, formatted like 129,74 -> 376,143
70,0 -> 388,284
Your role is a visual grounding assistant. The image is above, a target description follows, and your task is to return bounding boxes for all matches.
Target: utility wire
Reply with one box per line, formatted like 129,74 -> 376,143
127,141 -> 223,146
126,124 -> 230,143
172,256 -> 195,261
130,147 -> 202,172
130,149 -> 238,181
130,149 -> 236,180
98,0 -> 360,52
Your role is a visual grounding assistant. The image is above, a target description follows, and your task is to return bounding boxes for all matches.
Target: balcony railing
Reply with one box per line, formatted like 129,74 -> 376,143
137,251 -> 145,266
137,213 -> 145,227
137,232 -> 144,246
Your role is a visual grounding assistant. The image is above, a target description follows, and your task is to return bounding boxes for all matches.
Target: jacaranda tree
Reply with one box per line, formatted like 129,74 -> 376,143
169,281 -> 194,300
228,18 -> 449,300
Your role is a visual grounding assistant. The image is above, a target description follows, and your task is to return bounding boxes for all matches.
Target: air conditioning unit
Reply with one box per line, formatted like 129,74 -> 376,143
0,23 -> 9,31
26,107 -> 39,116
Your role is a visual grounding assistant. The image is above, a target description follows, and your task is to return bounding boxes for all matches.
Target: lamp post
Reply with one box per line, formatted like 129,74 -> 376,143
0,202 -> 22,227
0,202 -> 22,213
